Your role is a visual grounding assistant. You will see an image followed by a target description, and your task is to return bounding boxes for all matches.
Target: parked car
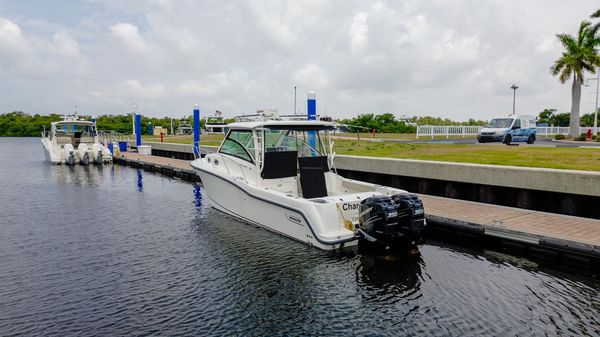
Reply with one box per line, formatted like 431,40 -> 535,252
478,115 -> 537,144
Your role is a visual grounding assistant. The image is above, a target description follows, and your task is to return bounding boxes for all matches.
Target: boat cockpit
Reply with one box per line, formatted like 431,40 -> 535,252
215,121 -> 349,199
52,122 -> 97,147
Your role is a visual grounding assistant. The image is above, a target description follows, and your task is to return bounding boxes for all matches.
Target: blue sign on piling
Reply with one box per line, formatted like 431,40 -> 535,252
193,105 -> 201,157
135,114 -> 142,147
307,92 -> 317,152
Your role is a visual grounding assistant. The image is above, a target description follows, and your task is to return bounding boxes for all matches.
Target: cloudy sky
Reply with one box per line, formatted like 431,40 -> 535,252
1,0 -> 599,120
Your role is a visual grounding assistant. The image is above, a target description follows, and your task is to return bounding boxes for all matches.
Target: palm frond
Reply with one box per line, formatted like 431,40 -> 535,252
552,20 -> 600,84
577,21 -> 592,45
555,33 -> 577,52
591,8 -> 600,18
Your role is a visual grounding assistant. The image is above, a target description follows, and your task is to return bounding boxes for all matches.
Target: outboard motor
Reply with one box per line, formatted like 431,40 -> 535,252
358,193 -> 426,246
392,193 -> 426,243
81,152 -> 90,165
358,196 -> 399,238
66,151 -> 76,165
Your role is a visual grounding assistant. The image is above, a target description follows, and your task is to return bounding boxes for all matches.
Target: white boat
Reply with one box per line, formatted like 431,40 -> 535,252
204,110 -> 227,134
41,115 -> 112,165
191,115 -> 426,250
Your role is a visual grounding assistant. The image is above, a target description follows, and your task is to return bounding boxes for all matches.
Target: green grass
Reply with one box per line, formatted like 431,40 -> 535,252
334,140 -> 600,171
147,134 -> 600,172
332,132 -> 487,140
143,134 -> 223,145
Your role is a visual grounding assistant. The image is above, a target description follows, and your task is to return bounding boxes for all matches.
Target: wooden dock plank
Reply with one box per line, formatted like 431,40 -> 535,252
119,152 -> 193,171
420,195 -> 600,247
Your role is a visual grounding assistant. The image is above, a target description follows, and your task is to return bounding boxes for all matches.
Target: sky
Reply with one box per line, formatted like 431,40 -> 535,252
1,0 -> 599,121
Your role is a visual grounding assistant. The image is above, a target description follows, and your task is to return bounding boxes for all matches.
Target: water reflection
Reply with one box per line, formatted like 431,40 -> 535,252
48,164 -> 103,188
193,183 -> 203,209
136,168 -> 143,192
357,248 -> 424,294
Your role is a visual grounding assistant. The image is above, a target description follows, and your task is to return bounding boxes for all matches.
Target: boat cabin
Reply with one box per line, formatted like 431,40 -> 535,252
50,120 -> 97,147
218,121 -> 335,198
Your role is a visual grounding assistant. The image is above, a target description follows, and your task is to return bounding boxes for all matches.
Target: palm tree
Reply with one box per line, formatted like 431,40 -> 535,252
592,9 -> 600,21
551,21 -> 600,137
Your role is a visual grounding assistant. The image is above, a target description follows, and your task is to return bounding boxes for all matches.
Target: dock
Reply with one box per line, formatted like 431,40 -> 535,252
114,152 -> 200,182
113,151 -> 600,262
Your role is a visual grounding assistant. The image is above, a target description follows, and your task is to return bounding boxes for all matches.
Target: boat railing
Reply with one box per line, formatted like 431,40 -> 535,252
97,130 -> 132,147
191,140 -> 217,160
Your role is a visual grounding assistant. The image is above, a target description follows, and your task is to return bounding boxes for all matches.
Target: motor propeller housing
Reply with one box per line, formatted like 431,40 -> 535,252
358,193 -> 426,245
392,193 -> 426,240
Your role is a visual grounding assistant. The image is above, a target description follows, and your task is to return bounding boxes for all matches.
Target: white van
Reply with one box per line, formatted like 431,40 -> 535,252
477,115 -> 537,144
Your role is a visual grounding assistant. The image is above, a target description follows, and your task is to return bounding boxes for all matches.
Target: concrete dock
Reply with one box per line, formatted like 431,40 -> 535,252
114,151 -> 600,262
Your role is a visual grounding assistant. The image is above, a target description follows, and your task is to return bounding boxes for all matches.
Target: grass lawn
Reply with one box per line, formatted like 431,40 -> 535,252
144,134 -> 600,172
334,140 -> 600,171
143,134 -> 223,145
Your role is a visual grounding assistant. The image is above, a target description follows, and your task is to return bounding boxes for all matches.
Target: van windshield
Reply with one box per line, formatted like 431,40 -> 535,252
486,118 -> 513,128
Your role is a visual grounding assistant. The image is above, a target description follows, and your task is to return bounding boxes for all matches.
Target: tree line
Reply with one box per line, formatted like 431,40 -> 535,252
0,111 -> 201,137
537,108 -> 600,127
338,113 -> 486,133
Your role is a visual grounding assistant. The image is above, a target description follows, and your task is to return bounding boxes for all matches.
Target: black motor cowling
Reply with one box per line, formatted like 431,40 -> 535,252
359,195 -> 398,236
358,193 -> 426,244
392,193 -> 426,241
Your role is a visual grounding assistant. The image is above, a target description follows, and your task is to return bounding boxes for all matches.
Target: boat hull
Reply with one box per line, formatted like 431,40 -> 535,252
194,166 -> 358,250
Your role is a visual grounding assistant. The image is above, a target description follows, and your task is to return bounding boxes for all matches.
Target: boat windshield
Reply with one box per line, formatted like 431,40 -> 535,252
219,130 -> 255,162
55,123 -> 95,136
486,118 -> 513,128
264,129 -> 324,157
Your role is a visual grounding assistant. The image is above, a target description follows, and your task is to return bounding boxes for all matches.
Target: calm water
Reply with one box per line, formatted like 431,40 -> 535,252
0,138 -> 598,336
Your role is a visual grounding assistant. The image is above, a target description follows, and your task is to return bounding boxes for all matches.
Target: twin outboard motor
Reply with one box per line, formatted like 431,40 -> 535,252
358,193 -> 426,245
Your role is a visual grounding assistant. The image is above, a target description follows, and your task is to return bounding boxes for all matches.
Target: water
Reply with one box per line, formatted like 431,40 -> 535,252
1,138 -> 599,336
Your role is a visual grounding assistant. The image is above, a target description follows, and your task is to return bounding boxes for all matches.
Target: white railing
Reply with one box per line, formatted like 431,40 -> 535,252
416,125 -> 483,139
97,131 -> 132,147
536,127 -> 594,136
416,126 -> 596,139
535,127 -> 570,136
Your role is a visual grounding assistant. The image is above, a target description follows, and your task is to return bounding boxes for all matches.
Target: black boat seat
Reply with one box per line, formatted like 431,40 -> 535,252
298,156 -> 329,198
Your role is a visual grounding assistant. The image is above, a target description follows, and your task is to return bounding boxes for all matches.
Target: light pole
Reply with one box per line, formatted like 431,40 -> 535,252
593,70 -> 599,134
294,86 -> 297,116
510,84 -> 519,115
585,71 -> 599,134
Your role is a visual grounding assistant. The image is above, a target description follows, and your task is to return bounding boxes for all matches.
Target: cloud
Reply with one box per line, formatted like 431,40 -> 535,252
293,63 -> 330,90
1,1 -> 600,119
349,12 -> 368,53
0,17 -> 83,79
110,22 -> 149,53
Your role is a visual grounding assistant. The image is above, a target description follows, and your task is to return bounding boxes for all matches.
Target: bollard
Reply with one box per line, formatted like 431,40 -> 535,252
193,105 -> 201,157
307,92 -> 316,151
135,114 -> 142,147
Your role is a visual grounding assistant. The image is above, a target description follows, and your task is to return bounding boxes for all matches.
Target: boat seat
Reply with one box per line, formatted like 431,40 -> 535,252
298,156 -> 329,199
80,136 -> 95,144
56,136 -> 72,145
261,150 -> 298,179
